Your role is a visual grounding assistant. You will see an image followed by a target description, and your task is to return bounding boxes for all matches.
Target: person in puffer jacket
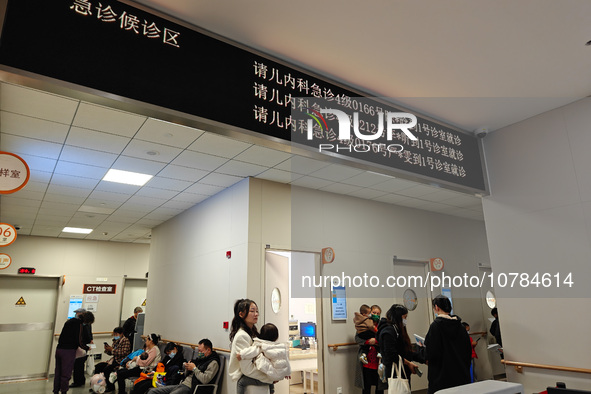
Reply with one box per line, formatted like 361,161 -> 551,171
237,323 -> 291,394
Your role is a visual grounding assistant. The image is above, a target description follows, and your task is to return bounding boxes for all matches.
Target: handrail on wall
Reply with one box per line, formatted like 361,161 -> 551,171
54,331 -> 112,337
327,342 -> 357,351
502,360 -> 591,375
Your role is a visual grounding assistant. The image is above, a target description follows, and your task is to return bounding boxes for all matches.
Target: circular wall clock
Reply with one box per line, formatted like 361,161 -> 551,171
403,288 -> 418,311
486,290 -> 496,309
271,287 -> 281,313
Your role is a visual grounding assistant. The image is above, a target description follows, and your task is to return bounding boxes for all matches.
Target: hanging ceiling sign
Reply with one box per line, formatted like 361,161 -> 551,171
0,0 -> 486,192
0,152 -> 30,194
0,223 -> 17,247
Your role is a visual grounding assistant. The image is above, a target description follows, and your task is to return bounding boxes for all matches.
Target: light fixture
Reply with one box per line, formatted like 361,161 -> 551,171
102,169 -> 153,186
63,227 -> 93,234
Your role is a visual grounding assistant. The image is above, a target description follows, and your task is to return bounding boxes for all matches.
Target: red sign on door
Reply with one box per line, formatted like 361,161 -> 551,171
83,284 -> 116,294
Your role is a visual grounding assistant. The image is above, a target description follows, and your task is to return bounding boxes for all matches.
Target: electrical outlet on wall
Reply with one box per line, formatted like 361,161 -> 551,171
337,387 -> 342,394
93,354 -> 102,361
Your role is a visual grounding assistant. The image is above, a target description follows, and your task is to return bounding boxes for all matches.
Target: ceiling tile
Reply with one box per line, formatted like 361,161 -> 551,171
135,187 -> 179,200
439,194 -> 483,208
16,156 -> 56,174
274,155 -> 330,175
135,118 -> 203,148
45,185 -> 92,199
233,145 -> 291,167
66,127 -> 131,154
87,190 -> 131,203
396,185 -> 442,198
319,183 -> 362,194
157,165 -> 209,182
308,163 -> 364,182
184,183 -> 225,196
347,188 -> 388,200
73,102 -> 146,137
371,178 -> 418,193
110,156 -> 167,175
256,168 -> 303,184
161,199 -> 198,211
125,195 -> 167,208
0,82 -> 78,124
21,181 -> 49,193
54,161 -> 109,180
94,180 -> 142,194
171,150 -> 228,171
1,134 -> 63,159
372,194 -> 412,204
290,176 -> 334,189
50,174 -> 100,189
1,111 -> 70,143
171,192 -> 209,205
121,139 -> 183,163
340,172 -> 397,187
199,173 -> 243,188
7,189 -> 44,201
215,160 -> 268,177
145,176 -> 193,191
143,207 -> 184,221
188,133 -> 252,158
60,145 -> 118,167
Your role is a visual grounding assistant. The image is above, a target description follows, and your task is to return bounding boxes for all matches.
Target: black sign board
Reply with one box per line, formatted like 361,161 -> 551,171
0,0 -> 486,191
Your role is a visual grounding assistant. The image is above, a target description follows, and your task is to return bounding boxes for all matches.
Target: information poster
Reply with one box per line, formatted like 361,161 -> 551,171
331,284 -> 347,321
68,295 -> 83,318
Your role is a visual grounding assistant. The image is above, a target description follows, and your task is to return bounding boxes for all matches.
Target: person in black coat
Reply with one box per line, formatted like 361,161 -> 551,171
70,309 -> 94,387
131,342 -> 185,394
377,304 -> 425,391
424,295 -> 471,394
53,311 -> 95,394
123,306 -> 143,343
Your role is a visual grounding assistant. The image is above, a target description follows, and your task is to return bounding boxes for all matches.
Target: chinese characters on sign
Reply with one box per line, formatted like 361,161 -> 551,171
70,0 -> 180,48
83,284 -> 117,294
0,152 -> 30,194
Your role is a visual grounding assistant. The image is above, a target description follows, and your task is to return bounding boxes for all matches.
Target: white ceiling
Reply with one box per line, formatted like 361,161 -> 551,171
2,0 -> 590,242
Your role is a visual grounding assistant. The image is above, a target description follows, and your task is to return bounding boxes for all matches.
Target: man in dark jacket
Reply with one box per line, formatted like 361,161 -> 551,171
122,306 -> 143,343
425,295 -> 471,394
70,309 -> 93,387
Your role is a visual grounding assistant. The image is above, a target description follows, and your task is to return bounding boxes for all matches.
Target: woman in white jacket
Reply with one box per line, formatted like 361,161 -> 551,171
229,299 -> 274,394
238,323 -> 291,393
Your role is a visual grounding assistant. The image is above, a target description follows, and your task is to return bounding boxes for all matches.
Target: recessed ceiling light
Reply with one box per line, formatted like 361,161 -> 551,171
146,150 -> 159,156
63,227 -> 93,234
102,169 -> 153,186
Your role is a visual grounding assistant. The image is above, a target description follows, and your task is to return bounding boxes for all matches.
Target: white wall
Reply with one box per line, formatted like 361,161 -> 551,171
1,235 -> 149,371
482,98 -> 591,391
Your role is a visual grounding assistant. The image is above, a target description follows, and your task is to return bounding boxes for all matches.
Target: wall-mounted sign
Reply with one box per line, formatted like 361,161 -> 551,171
83,284 -> 116,294
85,294 -> 99,303
17,267 -> 36,274
430,257 -> 445,271
331,282 -> 347,321
0,223 -> 17,247
0,151 -> 30,194
0,0 -> 486,192
15,296 -> 26,306
322,247 -> 335,264
68,295 -> 83,318
0,253 -> 11,269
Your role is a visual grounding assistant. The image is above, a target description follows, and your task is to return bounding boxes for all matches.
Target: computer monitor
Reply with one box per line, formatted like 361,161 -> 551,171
300,322 -> 316,338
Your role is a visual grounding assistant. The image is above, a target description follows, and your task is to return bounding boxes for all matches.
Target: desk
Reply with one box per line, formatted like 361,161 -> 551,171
435,380 -> 524,394
289,349 -> 317,393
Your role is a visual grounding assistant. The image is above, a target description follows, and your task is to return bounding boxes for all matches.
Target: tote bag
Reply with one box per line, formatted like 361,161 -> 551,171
387,356 -> 411,394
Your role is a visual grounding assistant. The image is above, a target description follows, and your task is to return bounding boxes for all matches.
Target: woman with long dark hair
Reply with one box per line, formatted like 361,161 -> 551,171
228,299 -> 274,394
376,304 -> 425,391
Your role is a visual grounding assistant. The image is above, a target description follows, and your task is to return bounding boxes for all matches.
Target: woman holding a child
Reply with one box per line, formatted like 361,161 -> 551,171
354,304 -> 382,394
229,299 -> 290,394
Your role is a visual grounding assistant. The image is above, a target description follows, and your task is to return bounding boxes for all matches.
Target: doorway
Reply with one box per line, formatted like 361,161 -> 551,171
119,278 -> 147,326
265,250 -> 322,394
0,275 -> 59,380
392,259 -> 432,392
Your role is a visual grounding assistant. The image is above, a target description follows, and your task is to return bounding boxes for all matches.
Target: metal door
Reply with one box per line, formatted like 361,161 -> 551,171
0,275 -> 59,380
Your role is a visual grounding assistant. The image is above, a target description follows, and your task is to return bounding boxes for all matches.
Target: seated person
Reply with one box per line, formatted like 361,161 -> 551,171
94,327 -> 131,393
354,304 -> 379,364
116,333 -> 162,393
237,323 -> 291,394
147,339 -> 220,394
132,342 -> 186,394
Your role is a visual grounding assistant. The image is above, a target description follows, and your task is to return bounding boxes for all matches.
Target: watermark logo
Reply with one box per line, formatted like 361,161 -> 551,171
305,108 -> 418,153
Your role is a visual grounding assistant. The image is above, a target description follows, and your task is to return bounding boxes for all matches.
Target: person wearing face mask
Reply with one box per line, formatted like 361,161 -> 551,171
132,342 -> 185,394
354,304 -> 382,394
146,339 -> 220,394
93,327 -> 131,393
424,295 -> 471,394
376,304 -> 425,392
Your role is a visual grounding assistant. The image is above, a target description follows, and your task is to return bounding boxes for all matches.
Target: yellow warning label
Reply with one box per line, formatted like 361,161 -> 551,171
141,299 -> 146,306
15,297 -> 26,306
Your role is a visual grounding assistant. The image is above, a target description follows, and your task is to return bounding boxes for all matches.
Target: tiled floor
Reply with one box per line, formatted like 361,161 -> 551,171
0,378 -> 94,394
